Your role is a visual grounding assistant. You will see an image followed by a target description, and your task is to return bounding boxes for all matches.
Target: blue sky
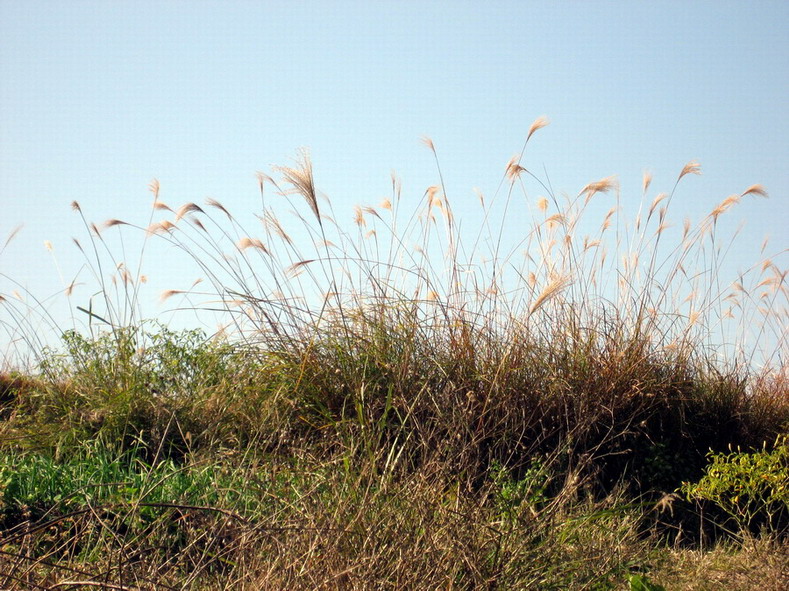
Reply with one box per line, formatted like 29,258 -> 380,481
1,1 -> 787,360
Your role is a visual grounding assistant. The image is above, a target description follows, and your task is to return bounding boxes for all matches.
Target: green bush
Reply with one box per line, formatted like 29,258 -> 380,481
490,458 -> 551,524
680,435 -> 789,535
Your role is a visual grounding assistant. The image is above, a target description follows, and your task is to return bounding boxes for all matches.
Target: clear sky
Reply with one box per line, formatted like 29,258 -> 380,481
1,1 -> 787,361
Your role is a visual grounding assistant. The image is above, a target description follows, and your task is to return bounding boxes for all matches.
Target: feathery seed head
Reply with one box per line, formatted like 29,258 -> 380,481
147,220 -> 176,235
425,186 -> 441,209
286,259 -> 315,278
741,184 -> 768,198
190,217 -> 207,232
580,176 -> 619,199
353,205 -> 365,227
506,155 -> 526,181
160,289 -> 184,302
256,171 -> 274,190
274,149 -> 320,226
3,224 -> 23,252
153,201 -> 173,212
176,203 -> 206,221
648,193 -> 668,217
678,160 -> 702,181
474,187 -> 485,208
237,237 -> 268,252
104,219 -> 129,229
206,198 -> 232,219
529,274 -> 571,314
710,194 -> 740,221
642,170 -> 653,194
526,115 -> 550,143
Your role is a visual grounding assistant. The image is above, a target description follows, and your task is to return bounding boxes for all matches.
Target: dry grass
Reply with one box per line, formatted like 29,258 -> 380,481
653,535 -> 789,590
0,125 -> 787,588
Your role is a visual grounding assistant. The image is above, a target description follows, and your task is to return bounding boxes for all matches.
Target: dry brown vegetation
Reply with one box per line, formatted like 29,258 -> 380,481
1,122 -> 787,589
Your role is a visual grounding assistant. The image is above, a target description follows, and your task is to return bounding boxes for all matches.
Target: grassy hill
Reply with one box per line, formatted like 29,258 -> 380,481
1,139 -> 786,588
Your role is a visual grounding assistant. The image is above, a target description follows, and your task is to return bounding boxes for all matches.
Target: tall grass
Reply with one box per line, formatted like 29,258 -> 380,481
1,122 -> 787,588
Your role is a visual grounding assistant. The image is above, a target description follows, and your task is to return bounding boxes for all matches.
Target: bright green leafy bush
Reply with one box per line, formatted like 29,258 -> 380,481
680,435 -> 789,535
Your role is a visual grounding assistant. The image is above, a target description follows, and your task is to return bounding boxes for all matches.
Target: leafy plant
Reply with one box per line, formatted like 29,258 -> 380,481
627,573 -> 666,591
680,435 -> 789,535
490,459 -> 551,524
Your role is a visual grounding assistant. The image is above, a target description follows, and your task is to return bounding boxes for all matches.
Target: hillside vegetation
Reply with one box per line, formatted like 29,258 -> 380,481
1,125 -> 787,589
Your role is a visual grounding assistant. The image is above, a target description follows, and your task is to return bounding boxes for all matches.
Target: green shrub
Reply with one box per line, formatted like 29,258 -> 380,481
490,458 -> 551,524
680,435 -> 789,535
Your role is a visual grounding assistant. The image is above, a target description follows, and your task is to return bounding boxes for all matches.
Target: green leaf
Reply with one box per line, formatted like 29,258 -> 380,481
627,573 -> 666,591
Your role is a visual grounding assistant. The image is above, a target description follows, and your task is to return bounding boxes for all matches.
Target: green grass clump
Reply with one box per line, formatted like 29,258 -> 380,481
1,124 -> 787,588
